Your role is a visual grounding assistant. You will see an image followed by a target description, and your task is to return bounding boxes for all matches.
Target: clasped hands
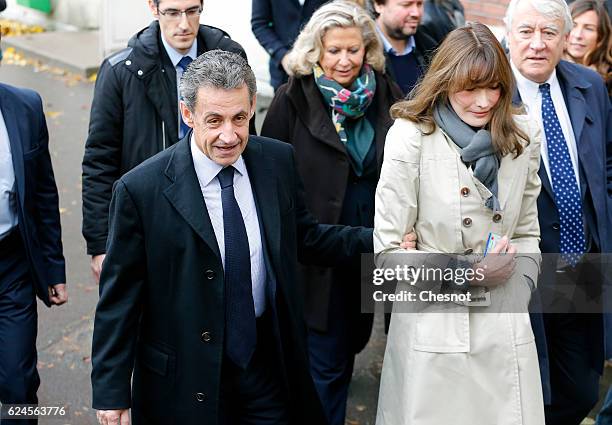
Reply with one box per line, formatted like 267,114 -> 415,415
400,231 -> 516,287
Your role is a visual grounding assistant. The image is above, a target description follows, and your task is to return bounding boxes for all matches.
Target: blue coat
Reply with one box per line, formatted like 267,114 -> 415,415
251,0 -> 327,90
0,83 -> 65,306
514,61 -> 612,403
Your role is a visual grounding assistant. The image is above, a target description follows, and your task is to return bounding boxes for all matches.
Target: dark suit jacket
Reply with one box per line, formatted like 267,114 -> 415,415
91,134 -> 372,424
251,0 -> 327,89
261,72 -> 401,335
513,61 -> 612,403
0,83 -> 65,306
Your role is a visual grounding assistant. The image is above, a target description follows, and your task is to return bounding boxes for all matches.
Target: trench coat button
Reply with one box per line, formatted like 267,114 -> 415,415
125,60 -> 131,66
552,223 -> 560,231
195,392 -> 206,402
460,187 -> 470,197
137,69 -> 144,76
201,331 -> 212,343
464,248 -> 474,255
462,217 -> 472,227
493,213 -> 502,223
205,270 -> 215,280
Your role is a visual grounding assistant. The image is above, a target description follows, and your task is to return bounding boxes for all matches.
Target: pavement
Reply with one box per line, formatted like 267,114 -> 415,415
0,37 -> 610,425
1,31 -> 100,77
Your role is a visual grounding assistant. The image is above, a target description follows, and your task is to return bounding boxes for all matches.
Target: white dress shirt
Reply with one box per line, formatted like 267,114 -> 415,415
512,62 -> 580,190
298,0 -> 305,6
0,107 -> 18,239
160,34 -> 197,139
190,136 -> 267,316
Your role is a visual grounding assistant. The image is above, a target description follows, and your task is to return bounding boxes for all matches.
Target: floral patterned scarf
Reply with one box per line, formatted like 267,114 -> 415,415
313,63 -> 376,176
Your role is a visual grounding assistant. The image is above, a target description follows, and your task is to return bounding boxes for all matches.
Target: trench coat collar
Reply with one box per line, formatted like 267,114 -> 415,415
438,126 -> 528,211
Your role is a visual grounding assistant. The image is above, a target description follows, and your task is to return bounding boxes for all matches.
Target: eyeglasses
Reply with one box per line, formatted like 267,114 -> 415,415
157,6 -> 202,20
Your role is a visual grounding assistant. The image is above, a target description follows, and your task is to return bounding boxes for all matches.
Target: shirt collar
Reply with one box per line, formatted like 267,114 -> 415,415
512,60 -> 559,103
190,134 -> 247,188
375,25 -> 415,56
161,34 -> 198,68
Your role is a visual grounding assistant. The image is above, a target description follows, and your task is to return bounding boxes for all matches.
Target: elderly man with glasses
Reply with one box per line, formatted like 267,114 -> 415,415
82,0 -> 250,285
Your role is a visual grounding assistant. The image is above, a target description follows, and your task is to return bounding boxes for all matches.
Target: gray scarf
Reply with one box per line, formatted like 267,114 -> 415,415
433,102 -> 500,210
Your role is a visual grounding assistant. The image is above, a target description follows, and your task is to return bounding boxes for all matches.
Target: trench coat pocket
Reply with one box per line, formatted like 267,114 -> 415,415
413,312 -> 470,353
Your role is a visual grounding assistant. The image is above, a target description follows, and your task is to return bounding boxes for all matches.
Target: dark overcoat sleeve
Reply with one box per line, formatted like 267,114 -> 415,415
287,148 -> 374,265
91,179 -> 146,410
29,91 -> 65,286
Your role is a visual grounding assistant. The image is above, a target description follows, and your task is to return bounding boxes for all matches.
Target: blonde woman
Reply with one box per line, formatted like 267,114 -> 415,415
261,1 -> 402,424
374,23 -> 545,424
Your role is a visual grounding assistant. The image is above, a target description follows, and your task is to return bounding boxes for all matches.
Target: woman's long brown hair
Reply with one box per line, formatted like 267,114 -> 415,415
390,22 -> 528,157
569,0 -> 612,96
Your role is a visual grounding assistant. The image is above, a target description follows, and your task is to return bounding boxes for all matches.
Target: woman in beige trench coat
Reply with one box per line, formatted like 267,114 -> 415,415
373,24 -> 545,425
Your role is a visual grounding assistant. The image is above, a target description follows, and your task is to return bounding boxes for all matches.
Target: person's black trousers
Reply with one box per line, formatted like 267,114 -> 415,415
218,311 -> 289,425
544,313 -> 601,425
0,229 -> 39,425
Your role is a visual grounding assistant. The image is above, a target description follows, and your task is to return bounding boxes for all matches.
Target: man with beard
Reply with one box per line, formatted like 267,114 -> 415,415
372,0 -> 437,95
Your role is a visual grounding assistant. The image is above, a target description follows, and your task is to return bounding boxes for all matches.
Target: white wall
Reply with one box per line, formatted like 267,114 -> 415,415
201,0 -> 272,96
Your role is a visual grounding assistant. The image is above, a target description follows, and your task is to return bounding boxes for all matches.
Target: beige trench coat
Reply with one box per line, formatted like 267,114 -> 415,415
373,116 -> 545,425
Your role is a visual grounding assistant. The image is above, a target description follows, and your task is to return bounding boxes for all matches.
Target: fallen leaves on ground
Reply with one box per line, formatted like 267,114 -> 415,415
2,47 -> 94,87
0,19 -> 45,37
46,110 -> 64,119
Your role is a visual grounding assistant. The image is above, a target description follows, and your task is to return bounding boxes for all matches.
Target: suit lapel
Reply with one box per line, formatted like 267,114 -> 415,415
0,87 -> 25,207
242,138 -> 281,267
557,62 -> 595,197
513,82 -> 555,200
163,136 -> 221,261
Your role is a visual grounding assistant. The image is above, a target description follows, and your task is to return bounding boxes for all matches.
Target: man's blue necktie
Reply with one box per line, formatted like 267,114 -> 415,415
177,56 -> 193,139
217,166 -> 256,369
539,83 -> 586,264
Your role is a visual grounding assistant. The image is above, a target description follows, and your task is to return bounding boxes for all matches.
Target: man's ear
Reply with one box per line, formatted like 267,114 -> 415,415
180,101 -> 194,128
250,94 -> 257,119
373,1 -> 383,15
148,0 -> 159,18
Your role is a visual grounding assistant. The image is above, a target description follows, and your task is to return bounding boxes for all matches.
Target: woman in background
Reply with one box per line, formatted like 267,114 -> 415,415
261,1 -> 402,424
374,23 -> 544,424
565,0 -> 612,96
